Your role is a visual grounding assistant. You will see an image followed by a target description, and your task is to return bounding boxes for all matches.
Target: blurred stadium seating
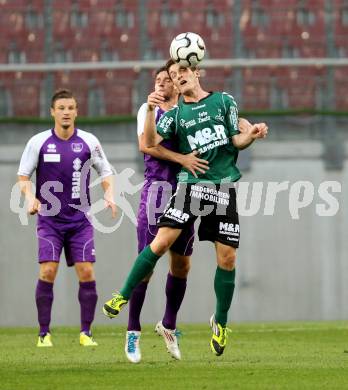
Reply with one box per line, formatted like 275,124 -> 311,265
0,1 -> 347,116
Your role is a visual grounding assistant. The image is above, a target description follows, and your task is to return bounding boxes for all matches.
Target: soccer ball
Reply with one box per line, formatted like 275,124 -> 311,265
169,32 -> 205,67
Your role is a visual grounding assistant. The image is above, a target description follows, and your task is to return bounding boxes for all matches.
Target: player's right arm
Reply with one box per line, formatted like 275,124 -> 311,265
142,92 -> 165,148
18,175 -> 41,215
138,103 -> 209,177
17,136 -> 41,215
139,136 -> 209,177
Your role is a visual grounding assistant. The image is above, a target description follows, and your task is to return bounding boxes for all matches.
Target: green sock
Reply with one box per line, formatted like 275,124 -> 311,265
214,267 -> 236,326
120,246 -> 160,299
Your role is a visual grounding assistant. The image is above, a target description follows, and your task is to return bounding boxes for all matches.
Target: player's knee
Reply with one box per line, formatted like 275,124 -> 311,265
151,237 -> 172,256
152,228 -> 181,256
39,265 -> 57,282
217,248 -> 236,270
77,266 -> 95,282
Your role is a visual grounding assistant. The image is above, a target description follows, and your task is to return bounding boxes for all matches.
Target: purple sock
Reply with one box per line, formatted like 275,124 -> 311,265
127,281 -> 148,331
35,279 -> 54,336
162,273 -> 187,330
78,281 -> 98,334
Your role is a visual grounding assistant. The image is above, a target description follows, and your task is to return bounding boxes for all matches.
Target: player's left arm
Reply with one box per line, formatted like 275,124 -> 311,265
238,117 -> 253,133
90,138 -> 117,218
100,175 -> 117,218
222,93 -> 268,149
232,123 -> 268,150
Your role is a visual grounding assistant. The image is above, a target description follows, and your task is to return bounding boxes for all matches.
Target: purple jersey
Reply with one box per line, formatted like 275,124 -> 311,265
18,128 -> 112,222
137,103 -> 180,188
136,103 -> 195,256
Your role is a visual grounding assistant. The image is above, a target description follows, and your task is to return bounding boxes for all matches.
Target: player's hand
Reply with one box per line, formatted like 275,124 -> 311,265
249,123 -> 268,139
179,151 -> 209,178
147,91 -> 165,110
105,199 -> 117,219
27,196 -> 41,215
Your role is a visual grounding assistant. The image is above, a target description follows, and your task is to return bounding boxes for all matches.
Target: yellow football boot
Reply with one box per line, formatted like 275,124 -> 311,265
37,333 -> 53,347
103,293 -> 128,318
80,332 -> 98,346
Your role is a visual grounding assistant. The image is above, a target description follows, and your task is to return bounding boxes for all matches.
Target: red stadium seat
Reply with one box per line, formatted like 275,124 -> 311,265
0,2 -> 346,115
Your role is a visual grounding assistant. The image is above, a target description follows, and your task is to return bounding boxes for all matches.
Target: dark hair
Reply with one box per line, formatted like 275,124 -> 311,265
155,66 -> 168,77
165,59 -> 177,74
165,58 -> 197,77
51,88 -> 77,108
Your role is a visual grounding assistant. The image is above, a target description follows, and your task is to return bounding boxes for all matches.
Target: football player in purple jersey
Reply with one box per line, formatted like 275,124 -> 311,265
125,67 -> 209,363
18,89 -> 116,347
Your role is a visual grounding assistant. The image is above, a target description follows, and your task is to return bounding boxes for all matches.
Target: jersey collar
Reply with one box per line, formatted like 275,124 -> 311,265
51,127 -> 77,141
182,91 -> 213,105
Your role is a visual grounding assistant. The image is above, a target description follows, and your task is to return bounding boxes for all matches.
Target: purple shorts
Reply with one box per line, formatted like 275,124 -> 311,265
137,183 -> 194,256
36,217 -> 95,267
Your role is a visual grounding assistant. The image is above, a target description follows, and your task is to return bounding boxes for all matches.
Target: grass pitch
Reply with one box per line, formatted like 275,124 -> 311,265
1,322 -> 347,390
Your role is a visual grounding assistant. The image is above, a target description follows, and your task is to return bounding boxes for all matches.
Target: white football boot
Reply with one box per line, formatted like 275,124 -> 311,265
155,321 -> 181,360
125,331 -> 141,363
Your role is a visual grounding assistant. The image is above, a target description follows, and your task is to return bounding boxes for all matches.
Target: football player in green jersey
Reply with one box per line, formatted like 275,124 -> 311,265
103,59 -> 268,357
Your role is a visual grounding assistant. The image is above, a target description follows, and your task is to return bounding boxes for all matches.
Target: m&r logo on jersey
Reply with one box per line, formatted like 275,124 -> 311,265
71,143 -> 83,153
